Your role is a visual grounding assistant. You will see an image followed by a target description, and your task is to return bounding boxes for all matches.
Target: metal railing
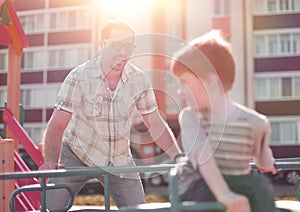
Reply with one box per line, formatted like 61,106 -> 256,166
0,164 -> 175,212
1,158 -> 300,212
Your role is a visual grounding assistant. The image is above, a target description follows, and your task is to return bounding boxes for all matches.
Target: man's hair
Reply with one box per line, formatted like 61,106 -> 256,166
101,20 -> 135,40
171,30 -> 235,91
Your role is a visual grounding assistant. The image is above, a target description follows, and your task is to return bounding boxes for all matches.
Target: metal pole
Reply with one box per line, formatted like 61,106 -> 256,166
104,174 -> 110,211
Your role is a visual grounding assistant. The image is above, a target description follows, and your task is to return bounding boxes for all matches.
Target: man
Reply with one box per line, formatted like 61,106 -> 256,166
40,20 -> 184,210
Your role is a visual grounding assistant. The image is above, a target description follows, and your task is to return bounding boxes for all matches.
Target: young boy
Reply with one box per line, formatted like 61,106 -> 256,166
171,30 -> 279,212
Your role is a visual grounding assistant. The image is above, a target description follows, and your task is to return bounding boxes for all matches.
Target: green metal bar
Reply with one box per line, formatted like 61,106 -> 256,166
0,165 -> 175,211
168,168 -> 180,212
40,177 -> 46,212
1,160 -> 299,212
10,184 -> 40,212
0,164 -> 175,181
296,178 -> 300,201
9,181 -> 74,212
104,174 -> 110,212
250,158 -> 300,170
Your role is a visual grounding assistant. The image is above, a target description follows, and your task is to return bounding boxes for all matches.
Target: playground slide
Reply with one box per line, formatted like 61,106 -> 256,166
3,108 -> 44,211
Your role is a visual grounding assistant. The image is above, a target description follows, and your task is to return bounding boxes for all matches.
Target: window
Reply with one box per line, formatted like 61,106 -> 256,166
0,89 -> 7,106
295,77 -> 300,96
280,0 -> 290,10
280,34 -> 291,54
255,35 -> 265,56
0,51 -> 8,71
254,32 -> 300,56
282,77 -> 292,96
255,78 -> 268,98
49,7 -> 92,31
214,0 -> 230,16
48,45 -> 91,68
270,119 -> 299,145
20,86 -> 60,108
21,49 -> 45,71
294,33 -> 300,54
270,78 -> 280,97
24,125 -> 45,145
255,74 -> 300,100
268,0 -> 277,11
268,35 -> 278,55
20,89 -> 31,107
18,13 -> 45,33
254,0 -> 300,13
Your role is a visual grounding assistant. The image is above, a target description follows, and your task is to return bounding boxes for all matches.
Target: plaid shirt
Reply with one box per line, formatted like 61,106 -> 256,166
55,56 -> 157,167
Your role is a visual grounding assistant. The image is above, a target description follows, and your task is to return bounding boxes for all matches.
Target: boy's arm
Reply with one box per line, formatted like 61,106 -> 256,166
195,146 -> 250,212
254,120 -> 277,174
179,109 -> 250,211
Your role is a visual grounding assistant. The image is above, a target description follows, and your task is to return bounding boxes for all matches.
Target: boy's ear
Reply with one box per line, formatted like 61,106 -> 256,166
204,72 -> 219,88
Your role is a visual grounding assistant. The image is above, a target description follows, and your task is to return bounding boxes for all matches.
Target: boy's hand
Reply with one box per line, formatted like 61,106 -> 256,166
219,192 -> 251,212
258,165 -> 277,175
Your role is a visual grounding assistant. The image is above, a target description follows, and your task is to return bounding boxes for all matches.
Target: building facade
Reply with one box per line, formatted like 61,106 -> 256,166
252,0 -> 300,157
0,0 -> 299,158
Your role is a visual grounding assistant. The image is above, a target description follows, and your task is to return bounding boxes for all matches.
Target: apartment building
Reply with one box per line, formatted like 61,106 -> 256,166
0,0 -> 299,158
252,0 -> 300,157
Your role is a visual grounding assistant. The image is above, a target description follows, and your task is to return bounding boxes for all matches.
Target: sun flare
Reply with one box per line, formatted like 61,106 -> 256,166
97,0 -> 153,19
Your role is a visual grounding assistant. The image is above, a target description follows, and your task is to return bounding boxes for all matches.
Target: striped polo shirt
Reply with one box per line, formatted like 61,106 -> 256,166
179,103 -> 275,175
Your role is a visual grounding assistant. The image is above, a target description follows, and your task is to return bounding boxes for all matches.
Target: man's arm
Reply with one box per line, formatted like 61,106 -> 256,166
141,110 -> 183,162
39,109 -> 72,170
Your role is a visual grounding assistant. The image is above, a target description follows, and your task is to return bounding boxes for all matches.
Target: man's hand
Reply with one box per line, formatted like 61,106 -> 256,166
218,192 -> 251,212
174,153 -> 186,163
39,162 -> 64,170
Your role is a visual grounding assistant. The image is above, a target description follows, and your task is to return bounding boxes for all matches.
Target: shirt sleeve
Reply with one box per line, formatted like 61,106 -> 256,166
54,68 -> 81,113
179,108 -> 206,169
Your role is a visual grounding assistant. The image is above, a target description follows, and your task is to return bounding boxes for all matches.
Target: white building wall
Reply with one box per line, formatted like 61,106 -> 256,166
230,0 -> 247,105
186,0 -> 213,41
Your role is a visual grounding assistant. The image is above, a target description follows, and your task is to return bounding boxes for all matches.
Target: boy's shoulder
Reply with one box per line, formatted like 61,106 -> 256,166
234,102 -> 269,127
179,107 -> 202,124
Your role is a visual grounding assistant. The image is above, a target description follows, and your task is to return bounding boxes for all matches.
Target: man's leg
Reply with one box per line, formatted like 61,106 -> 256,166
46,142 -> 91,211
105,161 -> 146,208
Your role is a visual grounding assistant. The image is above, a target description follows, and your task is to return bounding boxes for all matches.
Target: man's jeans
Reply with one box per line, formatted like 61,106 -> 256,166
46,142 -> 145,211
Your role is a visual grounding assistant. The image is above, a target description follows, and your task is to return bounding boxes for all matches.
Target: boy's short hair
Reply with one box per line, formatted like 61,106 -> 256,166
171,30 -> 235,91
101,20 -> 135,40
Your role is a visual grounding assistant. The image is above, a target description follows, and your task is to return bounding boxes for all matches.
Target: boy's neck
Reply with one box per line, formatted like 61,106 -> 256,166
205,92 -> 236,120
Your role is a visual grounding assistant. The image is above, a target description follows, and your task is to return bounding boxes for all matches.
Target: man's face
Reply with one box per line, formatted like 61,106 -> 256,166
102,29 -> 135,72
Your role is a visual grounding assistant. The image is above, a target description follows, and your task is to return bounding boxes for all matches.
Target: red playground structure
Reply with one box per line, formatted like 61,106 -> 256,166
0,0 -> 44,211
